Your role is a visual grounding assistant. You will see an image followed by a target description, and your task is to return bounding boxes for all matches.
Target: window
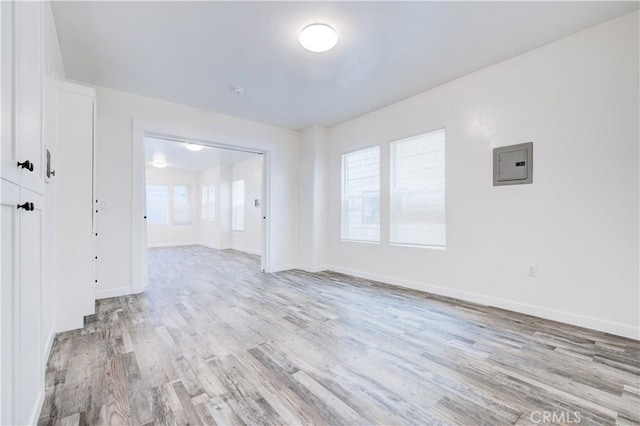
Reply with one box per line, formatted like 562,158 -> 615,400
390,129 -> 446,247
232,179 -> 245,231
201,184 -> 216,220
173,185 -> 191,225
146,184 -> 169,224
341,146 -> 380,242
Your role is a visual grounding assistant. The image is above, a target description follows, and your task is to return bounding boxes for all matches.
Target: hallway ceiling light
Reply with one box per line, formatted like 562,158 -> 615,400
299,24 -> 338,53
185,143 -> 204,152
152,153 -> 167,168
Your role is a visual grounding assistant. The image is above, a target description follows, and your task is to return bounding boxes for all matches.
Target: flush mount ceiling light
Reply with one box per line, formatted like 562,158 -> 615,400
299,24 -> 338,53
152,153 -> 167,168
185,143 -> 204,152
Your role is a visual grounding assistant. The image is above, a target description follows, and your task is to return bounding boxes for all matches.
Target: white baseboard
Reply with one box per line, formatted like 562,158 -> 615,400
44,325 -> 56,361
198,242 -> 230,250
292,264 -> 330,273
32,324 -> 58,424
270,263 -> 300,273
28,389 -> 44,426
147,241 -> 199,248
96,286 -> 134,299
198,242 -> 260,256
231,246 -> 261,256
327,265 -> 639,340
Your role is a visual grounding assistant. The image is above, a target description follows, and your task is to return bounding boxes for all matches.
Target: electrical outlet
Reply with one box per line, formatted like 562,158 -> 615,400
528,265 -> 538,277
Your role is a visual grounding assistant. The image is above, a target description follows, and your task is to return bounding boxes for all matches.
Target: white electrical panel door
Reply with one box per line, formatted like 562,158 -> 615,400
493,142 -> 533,186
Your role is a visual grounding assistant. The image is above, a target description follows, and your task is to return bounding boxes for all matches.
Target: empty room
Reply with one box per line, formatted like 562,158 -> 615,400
0,1 -> 638,425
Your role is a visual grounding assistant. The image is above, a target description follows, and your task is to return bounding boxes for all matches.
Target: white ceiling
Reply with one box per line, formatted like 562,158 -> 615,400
52,1 -> 638,130
145,136 -> 259,172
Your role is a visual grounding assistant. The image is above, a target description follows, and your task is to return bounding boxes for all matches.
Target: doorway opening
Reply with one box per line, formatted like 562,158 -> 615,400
131,121 -> 272,293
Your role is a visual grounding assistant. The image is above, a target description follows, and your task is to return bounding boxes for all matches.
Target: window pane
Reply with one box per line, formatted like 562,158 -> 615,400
341,146 -> 380,242
146,184 -> 169,224
390,129 -> 446,247
201,186 -> 208,219
201,184 -> 215,220
173,185 -> 191,225
232,179 -> 245,231
208,184 -> 216,220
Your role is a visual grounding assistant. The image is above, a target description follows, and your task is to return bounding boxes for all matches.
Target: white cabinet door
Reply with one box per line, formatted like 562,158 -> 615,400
12,1 -> 43,194
1,1 -> 18,186
56,82 -> 96,331
16,187 -> 43,425
0,178 -> 19,426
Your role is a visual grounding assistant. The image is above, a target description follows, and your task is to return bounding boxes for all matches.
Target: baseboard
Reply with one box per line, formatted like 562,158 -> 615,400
270,263 -> 300,273
198,242 -> 260,256
231,246 -> 261,256
96,286 -> 133,299
28,390 -> 44,426
147,241 -> 199,248
198,242 -> 231,250
327,265 -> 640,340
44,325 -> 56,362
33,325 -> 58,424
292,264 -> 330,273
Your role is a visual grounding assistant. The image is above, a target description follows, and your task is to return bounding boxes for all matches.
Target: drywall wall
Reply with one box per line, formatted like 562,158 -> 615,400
198,165 -> 226,249
94,86 -> 299,297
197,156 -> 263,255
297,126 -> 328,270
325,12 -> 639,338
145,168 -> 199,247
230,155 -> 263,255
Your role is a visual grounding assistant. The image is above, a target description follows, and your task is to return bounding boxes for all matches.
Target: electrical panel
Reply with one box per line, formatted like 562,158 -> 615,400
493,142 -> 533,186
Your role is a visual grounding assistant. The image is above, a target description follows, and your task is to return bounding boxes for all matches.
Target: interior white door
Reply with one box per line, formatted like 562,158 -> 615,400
0,179 -> 19,425
16,187 -> 43,425
13,1 -> 43,195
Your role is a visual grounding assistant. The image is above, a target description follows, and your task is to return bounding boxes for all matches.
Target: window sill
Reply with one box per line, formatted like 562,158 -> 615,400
389,243 -> 446,250
340,239 -> 380,245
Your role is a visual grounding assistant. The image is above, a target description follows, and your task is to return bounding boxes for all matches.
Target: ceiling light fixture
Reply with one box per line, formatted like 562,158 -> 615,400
185,143 -> 204,152
152,153 -> 167,168
299,23 -> 338,53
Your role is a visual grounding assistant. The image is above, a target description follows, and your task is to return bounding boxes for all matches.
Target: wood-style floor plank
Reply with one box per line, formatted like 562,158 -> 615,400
39,246 -> 640,425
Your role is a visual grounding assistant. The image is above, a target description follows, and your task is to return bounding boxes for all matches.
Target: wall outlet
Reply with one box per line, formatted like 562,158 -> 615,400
528,264 -> 538,277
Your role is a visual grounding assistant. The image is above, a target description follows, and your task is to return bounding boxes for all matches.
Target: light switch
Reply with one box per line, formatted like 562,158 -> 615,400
493,142 -> 533,186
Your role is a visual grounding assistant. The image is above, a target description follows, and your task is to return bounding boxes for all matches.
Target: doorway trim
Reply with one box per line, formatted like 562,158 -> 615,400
131,119 -> 273,294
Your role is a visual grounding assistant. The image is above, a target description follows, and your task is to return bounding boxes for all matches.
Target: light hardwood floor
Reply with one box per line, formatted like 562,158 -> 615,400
39,246 -> 639,425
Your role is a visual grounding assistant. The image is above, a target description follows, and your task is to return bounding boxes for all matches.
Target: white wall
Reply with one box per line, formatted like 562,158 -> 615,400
231,155 -> 263,255
322,12 -> 639,338
198,165 -> 226,249
94,87 -> 299,297
198,156 -> 263,255
145,168 -> 199,247
298,126 -> 328,269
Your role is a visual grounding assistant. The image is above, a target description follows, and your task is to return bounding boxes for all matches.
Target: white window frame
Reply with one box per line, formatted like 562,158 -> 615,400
201,183 -> 216,220
232,179 -> 245,231
173,185 -> 192,225
341,146 -> 381,243
390,128 -> 446,249
145,184 -> 170,224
